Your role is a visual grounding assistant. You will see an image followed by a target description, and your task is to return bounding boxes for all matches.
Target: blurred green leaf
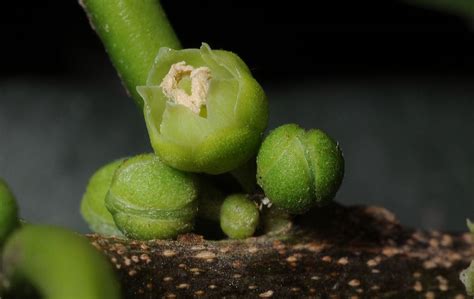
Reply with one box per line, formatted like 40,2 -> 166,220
467,219 -> 474,233
407,0 -> 474,18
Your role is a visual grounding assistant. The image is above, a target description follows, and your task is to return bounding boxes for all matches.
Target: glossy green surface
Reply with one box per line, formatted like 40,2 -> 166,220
257,124 -> 344,214
80,0 -> 181,108
138,44 -> 268,174
220,194 -> 260,239
80,159 -> 124,236
2,225 -> 120,299
106,153 -> 198,239
0,179 -> 18,245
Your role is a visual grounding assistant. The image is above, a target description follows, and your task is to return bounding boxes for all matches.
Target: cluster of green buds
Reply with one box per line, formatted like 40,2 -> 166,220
82,63 -> 344,240
79,45 -> 345,240
79,0 -> 345,241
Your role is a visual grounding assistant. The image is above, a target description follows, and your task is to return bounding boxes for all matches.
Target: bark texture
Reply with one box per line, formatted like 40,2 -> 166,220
88,203 -> 473,298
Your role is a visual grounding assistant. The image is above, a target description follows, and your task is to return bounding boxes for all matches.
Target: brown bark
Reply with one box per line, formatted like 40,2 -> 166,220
88,203 -> 473,298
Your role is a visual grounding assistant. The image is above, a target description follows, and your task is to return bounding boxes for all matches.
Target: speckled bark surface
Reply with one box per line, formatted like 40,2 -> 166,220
89,203 -> 473,298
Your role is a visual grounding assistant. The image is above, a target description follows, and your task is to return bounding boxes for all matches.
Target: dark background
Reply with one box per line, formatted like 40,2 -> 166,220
0,0 -> 473,232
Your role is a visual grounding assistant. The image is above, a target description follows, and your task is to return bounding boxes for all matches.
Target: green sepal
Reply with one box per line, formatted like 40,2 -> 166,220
112,212 -> 195,240
80,159 -> 125,236
304,129 -> 345,206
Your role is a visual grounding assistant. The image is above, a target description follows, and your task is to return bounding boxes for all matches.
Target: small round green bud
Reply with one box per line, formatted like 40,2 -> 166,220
0,179 -> 19,245
220,194 -> 260,239
106,154 -> 198,240
256,124 -> 344,214
80,159 -> 125,236
137,43 -> 268,174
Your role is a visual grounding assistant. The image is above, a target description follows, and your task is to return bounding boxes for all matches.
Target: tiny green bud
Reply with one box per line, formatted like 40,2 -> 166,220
137,43 -> 268,174
0,179 -> 19,245
106,154 -> 199,240
256,124 -> 344,214
2,225 -> 120,299
80,159 -> 125,236
220,194 -> 260,239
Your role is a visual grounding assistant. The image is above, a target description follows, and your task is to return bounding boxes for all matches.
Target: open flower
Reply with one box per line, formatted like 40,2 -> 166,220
137,43 -> 268,174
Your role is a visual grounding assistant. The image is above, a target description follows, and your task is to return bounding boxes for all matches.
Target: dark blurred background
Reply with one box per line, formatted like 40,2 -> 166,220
0,0 -> 473,232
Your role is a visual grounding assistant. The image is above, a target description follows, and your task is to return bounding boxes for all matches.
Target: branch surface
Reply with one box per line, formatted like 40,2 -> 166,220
89,203 -> 473,298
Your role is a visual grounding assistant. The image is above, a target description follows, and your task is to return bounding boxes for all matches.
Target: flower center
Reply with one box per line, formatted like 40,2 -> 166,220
160,61 -> 211,114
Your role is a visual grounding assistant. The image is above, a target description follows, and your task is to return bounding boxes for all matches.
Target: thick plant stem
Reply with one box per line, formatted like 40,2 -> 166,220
79,0 -> 182,108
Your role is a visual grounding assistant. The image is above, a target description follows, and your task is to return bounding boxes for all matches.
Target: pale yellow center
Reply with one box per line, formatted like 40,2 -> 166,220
160,61 -> 211,114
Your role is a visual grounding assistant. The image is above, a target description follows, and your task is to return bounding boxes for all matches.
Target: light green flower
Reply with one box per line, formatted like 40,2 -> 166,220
137,43 -> 268,174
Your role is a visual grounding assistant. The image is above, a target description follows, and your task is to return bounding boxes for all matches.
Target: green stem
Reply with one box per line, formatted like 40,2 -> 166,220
79,0 -> 182,108
2,225 -> 120,299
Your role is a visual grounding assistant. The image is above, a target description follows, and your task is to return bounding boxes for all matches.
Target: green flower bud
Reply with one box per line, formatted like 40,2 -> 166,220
256,124 -> 344,214
137,43 -> 268,174
105,154 -> 198,240
0,179 -> 19,245
2,225 -> 120,299
220,194 -> 260,239
80,159 -> 125,237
